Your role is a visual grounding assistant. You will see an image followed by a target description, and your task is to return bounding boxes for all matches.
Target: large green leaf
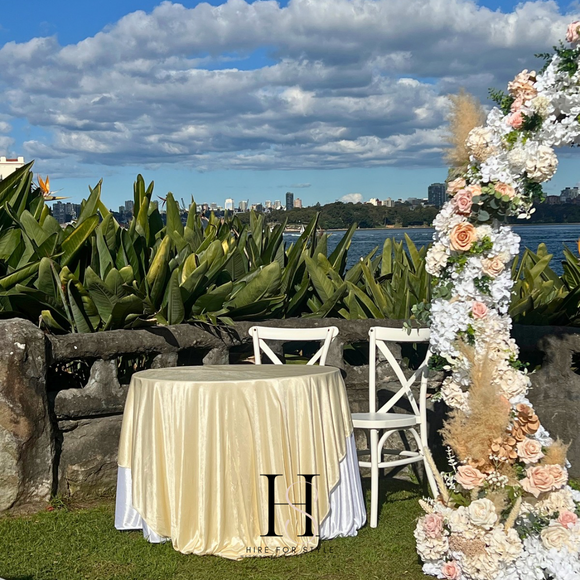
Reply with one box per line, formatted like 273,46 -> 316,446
228,261 -> 281,308
60,215 -> 99,267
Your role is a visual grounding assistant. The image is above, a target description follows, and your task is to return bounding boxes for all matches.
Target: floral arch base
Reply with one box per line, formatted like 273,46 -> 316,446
415,23 -> 580,580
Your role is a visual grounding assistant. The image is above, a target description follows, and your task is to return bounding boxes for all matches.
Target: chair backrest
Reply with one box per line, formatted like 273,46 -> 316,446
248,326 -> 339,366
368,326 -> 431,419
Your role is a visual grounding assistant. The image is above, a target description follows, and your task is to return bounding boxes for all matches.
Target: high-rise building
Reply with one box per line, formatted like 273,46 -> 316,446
224,198 -> 234,211
561,187 -> 579,202
285,192 -> 294,211
274,200 -> 282,210
428,183 -> 447,208
210,203 -> 218,212
51,201 -> 82,224
239,200 -> 248,212
124,200 -> 134,214
294,198 -> 302,208
383,198 -> 394,208
264,200 -> 272,209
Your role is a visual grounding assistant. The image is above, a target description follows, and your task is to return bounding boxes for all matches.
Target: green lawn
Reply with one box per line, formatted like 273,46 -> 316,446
0,478 -> 427,580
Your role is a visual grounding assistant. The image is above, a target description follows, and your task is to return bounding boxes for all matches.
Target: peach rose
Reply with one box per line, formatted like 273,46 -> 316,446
521,465 -> 555,498
456,465 -> 486,490
507,111 -> 524,129
567,21 -> 580,45
516,438 -> 544,464
423,512 -> 444,538
482,255 -> 505,277
450,223 -> 477,252
441,561 -> 461,580
471,301 -> 488,320
447,178 -> 466,195
546,464 -> 568,489
558,510 -> 578,529
452,189 -> 473,214
465,184 -> 482,197
495,182 -> 516,200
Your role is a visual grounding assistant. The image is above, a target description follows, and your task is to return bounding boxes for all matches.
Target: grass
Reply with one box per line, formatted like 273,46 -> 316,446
0,477 -> 428,580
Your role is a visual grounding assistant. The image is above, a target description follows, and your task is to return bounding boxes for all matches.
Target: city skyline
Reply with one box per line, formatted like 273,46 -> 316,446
1,1 -> 580,208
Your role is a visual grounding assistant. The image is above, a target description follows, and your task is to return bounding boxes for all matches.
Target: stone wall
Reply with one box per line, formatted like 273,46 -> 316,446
0,317 -> 578,512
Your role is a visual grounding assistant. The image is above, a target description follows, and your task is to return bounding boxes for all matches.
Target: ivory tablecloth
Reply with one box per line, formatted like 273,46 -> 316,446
115,365 -> 366,559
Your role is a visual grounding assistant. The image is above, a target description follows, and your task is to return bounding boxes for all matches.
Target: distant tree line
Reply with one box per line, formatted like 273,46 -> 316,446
234,201 -> 580,229
237,202 -> 439,229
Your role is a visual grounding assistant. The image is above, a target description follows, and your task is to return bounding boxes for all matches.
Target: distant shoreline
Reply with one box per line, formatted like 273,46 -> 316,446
317,223 -> 580,232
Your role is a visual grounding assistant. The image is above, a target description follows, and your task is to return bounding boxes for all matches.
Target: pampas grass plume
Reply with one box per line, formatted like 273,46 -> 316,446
444,89 -> 486,171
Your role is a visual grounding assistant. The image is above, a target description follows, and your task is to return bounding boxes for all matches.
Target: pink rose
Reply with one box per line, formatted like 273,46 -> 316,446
452,189 -> 473,215
558,510 -> 578,529
447,178 -> 466,196
511,97 -> 524,113
441,561 -> 461,580
516,438 -> 544,464
495,182 -> 516,200
423,512 -> 444,538
471,301 -> 488,320
507,111 -> 524,129
546,464 -> 568,489
455,465 -> 486,490
521,465 -> 555,498
567,21 -> 580,45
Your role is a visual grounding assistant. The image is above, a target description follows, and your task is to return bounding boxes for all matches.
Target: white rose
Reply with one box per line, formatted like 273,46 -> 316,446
541,522 -> 571,551
468,498 -> 497,529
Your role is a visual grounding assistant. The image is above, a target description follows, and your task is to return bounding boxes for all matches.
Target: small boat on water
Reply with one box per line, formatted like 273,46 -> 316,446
284,224 -> 305,234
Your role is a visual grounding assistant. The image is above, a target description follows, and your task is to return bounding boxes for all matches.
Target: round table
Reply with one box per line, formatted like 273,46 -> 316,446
114,365 -> 366,559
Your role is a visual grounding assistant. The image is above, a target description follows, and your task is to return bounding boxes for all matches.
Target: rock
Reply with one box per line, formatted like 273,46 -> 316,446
0,319 -> 53,512
53,359 -> 129,419
58,415 -> 123,498
526,332 -> 580,478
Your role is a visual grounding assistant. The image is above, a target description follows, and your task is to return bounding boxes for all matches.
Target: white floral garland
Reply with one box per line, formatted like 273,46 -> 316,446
416,22 -> 580,580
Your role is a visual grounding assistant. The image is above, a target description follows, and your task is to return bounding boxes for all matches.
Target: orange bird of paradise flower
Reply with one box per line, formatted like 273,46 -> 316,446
37,175 -> 67,200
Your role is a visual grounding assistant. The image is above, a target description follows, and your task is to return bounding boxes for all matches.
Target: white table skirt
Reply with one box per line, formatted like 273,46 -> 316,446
115,433 -> 366,542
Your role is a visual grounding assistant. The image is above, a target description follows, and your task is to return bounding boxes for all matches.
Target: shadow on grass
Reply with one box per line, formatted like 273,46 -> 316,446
359,472 -> 427,522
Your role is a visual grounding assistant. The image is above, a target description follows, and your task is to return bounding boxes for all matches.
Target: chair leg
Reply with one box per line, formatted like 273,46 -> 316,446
370,429 -> 379,528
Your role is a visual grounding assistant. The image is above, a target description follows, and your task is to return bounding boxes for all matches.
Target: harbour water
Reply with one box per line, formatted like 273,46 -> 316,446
285,223 -> 580,275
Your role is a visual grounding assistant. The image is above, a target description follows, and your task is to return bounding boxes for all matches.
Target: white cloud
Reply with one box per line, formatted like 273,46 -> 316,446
340,193 -> 363,203
0,0 -> 575,173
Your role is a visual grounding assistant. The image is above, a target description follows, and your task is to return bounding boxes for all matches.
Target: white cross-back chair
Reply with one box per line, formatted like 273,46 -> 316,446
352,326 -> 438,528
248,326 -> 339,366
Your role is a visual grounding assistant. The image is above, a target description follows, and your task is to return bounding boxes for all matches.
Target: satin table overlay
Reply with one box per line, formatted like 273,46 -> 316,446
115,365 -> 366,559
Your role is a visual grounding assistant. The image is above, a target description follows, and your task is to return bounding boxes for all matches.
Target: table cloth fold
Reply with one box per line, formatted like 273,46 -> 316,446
116,365 -> 365,559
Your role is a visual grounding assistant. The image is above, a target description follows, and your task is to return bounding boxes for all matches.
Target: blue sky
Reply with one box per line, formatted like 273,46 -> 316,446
0,0 -> 579,209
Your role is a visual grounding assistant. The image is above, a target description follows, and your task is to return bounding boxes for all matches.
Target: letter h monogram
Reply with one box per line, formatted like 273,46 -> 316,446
260,474 -> 318,537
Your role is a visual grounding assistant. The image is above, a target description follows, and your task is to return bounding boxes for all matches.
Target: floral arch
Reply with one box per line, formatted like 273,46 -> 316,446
415,22 -> 580,580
